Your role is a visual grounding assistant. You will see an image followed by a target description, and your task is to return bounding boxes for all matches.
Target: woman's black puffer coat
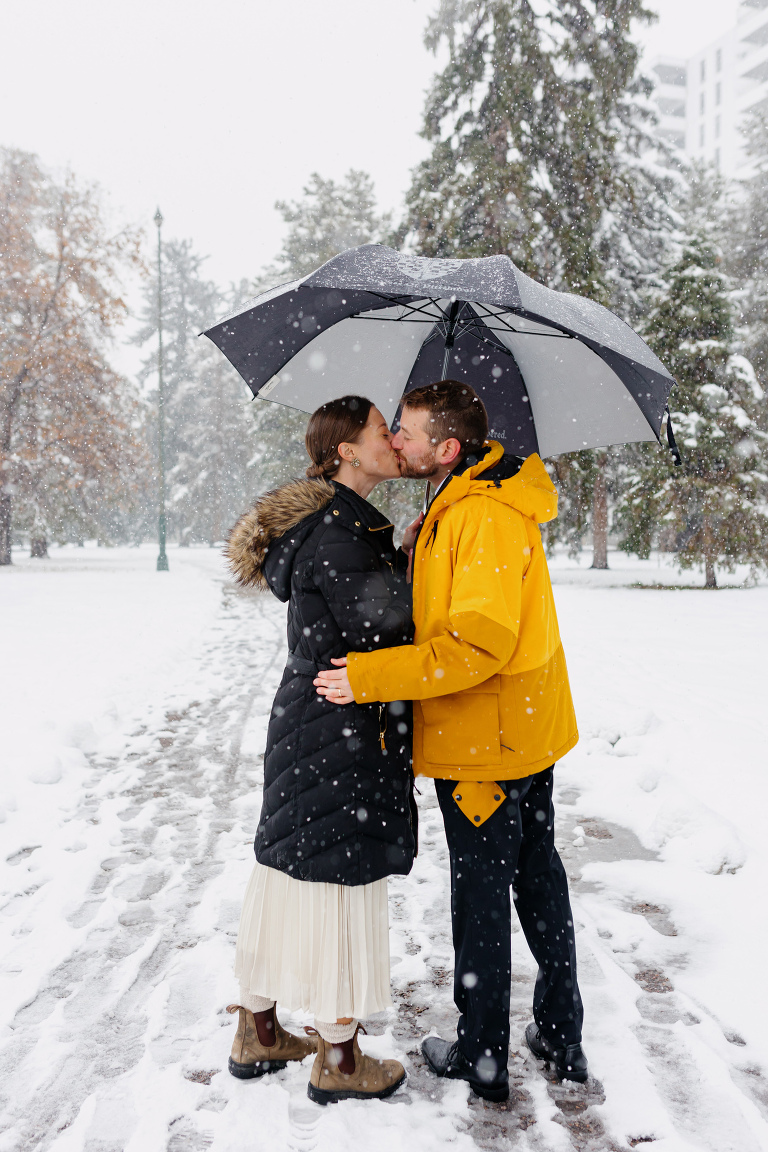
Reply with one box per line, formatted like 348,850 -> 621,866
226,478 -> 415,886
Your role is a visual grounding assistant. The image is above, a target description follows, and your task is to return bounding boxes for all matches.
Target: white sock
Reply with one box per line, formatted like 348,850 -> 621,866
314,1018 -> 357,1043
240,989 -> 275,1014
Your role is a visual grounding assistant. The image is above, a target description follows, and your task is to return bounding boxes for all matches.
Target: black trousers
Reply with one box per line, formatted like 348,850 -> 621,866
435,767 -> 583,1076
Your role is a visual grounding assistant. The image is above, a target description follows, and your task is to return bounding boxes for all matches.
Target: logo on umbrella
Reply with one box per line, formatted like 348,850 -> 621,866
394,255 -> 465,282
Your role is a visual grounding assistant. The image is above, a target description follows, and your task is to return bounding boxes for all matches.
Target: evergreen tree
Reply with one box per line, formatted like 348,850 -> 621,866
405,0 -> 671,306
170,336 -> 260,545
617,238 -> 768,587
134,241 -> 260,544
546,449 -> 620,562
403,0 -> 677,564
729,110 -> 768,388
273,171 -> 391,280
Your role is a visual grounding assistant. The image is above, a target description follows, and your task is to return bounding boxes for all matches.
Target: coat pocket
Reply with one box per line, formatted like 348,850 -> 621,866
421,677 -> 502,767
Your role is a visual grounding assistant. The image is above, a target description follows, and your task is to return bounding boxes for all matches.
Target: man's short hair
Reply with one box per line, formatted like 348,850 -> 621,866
402,380 -> 489,460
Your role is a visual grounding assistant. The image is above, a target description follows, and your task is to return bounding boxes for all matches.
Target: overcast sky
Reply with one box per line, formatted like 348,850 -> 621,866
1,0 -> 742,295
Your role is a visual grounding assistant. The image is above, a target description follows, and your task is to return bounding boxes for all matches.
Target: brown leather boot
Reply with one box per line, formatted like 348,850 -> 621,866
307,1025 -> 406,1104
226,1004 -> 316,1079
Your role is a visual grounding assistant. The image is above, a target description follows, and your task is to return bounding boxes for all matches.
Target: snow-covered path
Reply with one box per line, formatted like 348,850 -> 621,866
2,547 -> 768,1151
0,575 -> 289,1151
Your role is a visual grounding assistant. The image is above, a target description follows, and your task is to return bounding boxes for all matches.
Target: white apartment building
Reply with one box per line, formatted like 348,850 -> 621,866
650,0 -> 768,179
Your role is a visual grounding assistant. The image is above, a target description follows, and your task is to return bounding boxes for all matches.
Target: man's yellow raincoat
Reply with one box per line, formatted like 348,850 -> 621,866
347,442 -> 578,812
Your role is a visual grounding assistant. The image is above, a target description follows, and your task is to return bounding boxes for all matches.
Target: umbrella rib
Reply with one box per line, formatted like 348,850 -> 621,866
459,327 -> 515,357
351,297 -> 572,338
471,301 -> 519,329
350,315 -> 570,336
351,316 -> 444,324
470,302 -> 572,339
477,326 -> 571,338
456,307 -> 561,356
357,293 -> 450,322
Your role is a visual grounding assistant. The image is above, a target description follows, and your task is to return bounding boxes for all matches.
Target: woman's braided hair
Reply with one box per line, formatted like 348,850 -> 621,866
305,395 -> 373,479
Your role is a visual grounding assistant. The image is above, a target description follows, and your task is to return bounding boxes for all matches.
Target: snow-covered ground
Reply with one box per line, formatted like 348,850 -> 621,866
1,543 -> 767,1152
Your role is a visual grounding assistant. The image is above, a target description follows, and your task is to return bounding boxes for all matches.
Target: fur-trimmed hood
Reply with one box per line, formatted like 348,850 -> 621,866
226,478 -> 335,590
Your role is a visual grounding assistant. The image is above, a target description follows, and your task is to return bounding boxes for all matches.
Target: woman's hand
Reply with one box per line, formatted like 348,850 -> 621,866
401,512 -> 424,554
314,657 -> 354,704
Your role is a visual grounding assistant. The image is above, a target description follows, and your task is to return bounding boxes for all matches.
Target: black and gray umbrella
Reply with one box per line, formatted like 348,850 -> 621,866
203,244 -> 678,462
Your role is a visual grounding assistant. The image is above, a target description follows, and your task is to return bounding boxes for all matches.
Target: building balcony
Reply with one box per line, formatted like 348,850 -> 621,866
652,61 -> 687,87
656,96 -> 686,117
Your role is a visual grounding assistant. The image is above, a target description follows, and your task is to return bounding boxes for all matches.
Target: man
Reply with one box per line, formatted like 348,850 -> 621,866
315,380 -> 587,1101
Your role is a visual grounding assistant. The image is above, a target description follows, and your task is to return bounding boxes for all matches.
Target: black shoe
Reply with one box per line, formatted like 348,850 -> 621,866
421,1036 -> 509,1102
525,1023 -> 588,1083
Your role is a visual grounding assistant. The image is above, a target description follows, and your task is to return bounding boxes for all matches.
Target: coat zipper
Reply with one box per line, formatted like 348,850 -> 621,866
367,524 -> 394,572
378,704 -> 388,752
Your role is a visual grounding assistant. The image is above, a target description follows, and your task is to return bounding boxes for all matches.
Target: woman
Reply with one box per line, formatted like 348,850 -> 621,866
224,396 -> 417,1104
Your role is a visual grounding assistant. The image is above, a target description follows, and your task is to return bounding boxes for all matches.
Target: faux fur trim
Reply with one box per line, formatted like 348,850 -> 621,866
225,478 -> 335,589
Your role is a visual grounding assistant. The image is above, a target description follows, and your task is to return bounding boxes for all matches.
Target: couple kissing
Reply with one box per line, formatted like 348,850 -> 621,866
224,379 -> 586,1105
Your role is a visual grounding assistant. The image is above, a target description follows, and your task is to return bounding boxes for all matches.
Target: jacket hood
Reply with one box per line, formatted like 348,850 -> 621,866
434,442 -> 558,525
226,478 -> 335,591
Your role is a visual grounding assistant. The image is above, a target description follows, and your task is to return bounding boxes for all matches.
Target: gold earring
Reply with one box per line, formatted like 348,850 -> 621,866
352,458 -> 360,468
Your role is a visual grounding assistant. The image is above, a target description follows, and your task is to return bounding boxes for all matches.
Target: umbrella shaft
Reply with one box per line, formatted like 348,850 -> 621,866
429,305 -> 461,512
442,300 -> 461,378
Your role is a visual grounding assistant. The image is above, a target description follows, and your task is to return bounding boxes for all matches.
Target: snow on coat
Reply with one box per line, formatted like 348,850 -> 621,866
226,478 -> 416,886
347,444 -> 579,782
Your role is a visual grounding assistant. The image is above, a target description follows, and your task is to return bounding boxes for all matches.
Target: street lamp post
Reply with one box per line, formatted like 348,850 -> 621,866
154,207 -> 169,572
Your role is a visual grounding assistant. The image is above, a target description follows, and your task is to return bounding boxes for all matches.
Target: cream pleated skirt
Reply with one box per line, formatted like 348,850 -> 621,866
234,860 -> 392,1021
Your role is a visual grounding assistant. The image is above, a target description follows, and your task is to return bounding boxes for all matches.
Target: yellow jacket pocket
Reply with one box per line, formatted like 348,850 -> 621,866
422,679 -> 501,767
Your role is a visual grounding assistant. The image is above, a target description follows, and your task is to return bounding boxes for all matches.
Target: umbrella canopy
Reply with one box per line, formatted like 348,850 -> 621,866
202,244 -> 675,459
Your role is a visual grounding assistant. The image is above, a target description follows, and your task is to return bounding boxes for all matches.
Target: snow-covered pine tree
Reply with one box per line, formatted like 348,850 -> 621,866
617,237 -> 768,587
546,448 -> 620,562
134,240 -> 259,545
271,171 -> 391,282
403,0 -> 676,563
170,336 -> 261,545
729,109 -> 768,389
406,0 -> 671,301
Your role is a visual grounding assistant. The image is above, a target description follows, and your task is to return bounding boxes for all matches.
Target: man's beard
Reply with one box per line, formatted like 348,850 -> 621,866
397,446 -> 439,480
